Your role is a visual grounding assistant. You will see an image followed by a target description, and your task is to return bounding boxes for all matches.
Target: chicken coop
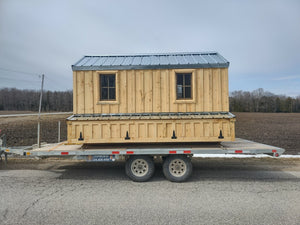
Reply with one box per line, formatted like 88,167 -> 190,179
67,52 -> 235,144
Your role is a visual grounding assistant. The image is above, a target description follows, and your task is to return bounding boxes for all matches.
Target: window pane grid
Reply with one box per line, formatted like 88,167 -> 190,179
176,73 -> 192,99
100,74 -> 116,100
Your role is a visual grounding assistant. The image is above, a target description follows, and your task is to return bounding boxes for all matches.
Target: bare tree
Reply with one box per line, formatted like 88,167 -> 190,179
0,88 -> 73,112
229,88 -> 300,113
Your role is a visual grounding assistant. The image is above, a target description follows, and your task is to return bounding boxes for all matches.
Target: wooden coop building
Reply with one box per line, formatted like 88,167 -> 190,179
67,52 -> 235,144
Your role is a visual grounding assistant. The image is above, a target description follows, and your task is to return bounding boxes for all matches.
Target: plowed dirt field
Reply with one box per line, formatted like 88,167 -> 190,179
0,112 -> 299,154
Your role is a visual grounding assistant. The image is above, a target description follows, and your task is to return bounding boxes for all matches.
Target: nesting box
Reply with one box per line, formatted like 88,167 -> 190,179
67,52 -> 235,144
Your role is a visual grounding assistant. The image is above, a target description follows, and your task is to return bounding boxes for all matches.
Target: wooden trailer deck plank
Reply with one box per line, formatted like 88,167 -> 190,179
30,138 -> 282,153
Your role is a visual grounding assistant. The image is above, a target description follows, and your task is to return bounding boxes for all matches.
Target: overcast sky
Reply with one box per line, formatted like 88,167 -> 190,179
0,0 -> 299,96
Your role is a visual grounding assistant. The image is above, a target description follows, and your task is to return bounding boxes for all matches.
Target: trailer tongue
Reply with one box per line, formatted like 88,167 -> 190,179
1,137 -> 284,182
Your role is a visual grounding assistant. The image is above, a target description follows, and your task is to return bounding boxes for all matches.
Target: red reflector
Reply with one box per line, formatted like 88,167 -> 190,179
126,151 -> 134,154
235,150 -> 243,153
61,152 -> 69,155
272,150 -> 277,153
112,151 -> 119,154
184,150 -> 191,154
169,150 -> 176,154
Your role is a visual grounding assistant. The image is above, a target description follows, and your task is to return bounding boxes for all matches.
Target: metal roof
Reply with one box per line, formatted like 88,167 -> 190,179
72,52 -> 229,71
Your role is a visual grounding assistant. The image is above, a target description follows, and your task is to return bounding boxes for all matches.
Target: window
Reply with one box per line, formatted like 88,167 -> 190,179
100,74 -> 116,101
176,73 -> 192,99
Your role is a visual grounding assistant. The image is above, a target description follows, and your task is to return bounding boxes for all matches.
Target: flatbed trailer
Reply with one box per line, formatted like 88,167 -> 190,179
0,136 -> 285,182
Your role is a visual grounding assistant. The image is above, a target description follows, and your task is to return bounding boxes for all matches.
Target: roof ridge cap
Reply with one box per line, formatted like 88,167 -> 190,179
83,51 -> 219,57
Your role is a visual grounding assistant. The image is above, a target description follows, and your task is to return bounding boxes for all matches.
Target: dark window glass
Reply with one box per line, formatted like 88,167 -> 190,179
185,87 -> 191,98
101,87 -> 108,100
177,74 -> 183,85
109,76 -> 115,87
185,75 -> 191,85
109,88 -> 115,100
101,75 -> 108,86
176,73 -> 192,99
100,74 -> 116,100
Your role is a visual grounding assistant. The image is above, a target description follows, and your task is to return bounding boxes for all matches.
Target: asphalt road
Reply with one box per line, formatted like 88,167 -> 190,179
0,158 -> 300,225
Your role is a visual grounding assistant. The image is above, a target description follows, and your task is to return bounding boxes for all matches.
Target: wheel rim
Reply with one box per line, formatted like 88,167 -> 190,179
169,159 -> 187,177
131,159 -> 149,177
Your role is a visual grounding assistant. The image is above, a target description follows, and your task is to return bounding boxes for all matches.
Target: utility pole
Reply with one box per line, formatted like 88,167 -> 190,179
58,121 -> 61,143
37,74 -> 44,148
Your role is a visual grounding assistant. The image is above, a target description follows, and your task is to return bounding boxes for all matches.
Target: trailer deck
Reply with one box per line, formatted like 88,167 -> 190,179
1,138 -> 284,158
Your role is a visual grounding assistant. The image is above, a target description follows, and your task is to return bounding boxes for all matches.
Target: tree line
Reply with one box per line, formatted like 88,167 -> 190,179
0,87 -> 300,113
0,88 -> 73,112
230,88 -> 300,112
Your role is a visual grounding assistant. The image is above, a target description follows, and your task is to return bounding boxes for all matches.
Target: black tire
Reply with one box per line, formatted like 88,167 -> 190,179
163,155 -> 192,182
125,155 -> 155,182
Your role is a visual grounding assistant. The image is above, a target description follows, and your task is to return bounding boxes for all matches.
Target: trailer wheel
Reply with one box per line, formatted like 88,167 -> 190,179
125,155 -> 155,182
163,155 -> 192,182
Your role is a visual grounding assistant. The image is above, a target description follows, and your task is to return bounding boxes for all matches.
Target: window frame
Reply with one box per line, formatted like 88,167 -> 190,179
176,72 -> 193,100
173,69 -> 196,104
100,74 -> 116,101
96,71 -> 119,105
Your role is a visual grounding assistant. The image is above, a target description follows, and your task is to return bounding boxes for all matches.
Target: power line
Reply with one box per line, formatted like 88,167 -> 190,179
0,66 -> 71,90
44,76 -> 70,90
0,67 -> 40,77
0,75 -> 41,83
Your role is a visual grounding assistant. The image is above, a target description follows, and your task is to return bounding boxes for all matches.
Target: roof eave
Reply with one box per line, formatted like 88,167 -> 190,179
72,62 -> 229,71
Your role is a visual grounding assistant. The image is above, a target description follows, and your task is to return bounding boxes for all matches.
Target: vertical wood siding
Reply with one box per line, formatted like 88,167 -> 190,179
74,68 -> 229,114
67,118 -> 235,144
